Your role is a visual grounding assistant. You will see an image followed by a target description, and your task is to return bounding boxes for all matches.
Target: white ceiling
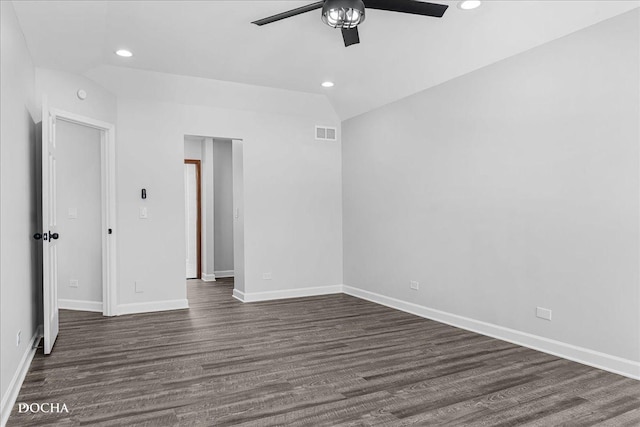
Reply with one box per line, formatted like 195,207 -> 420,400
12,0 -> 639,119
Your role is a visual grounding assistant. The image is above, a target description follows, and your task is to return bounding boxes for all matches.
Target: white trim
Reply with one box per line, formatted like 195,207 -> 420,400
116,299 -> 189,316
201,273 -> 216,282
1,326 -> 42,427
58,299 -> 103,313
342,285 -> 640,380
232,288 -> 245,302
214,270 -> 234,278
49,108 -> 117,317
232,285 -> 343,303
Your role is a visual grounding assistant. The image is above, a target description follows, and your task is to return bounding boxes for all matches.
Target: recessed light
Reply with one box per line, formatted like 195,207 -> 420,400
115,49 -> 133,57
321,81 -> 334,88
458,1 -> 482,10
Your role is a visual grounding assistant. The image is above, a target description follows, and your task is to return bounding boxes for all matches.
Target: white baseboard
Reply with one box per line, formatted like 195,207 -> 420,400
117,299 -> 189,316
1,325 -> 42,427
232,285 -> 343,303
58,299 -> 103,313
214,270 -> 234,278
342,285 -> 640,380
201,273 -> 216,282
232,289 -> 245,302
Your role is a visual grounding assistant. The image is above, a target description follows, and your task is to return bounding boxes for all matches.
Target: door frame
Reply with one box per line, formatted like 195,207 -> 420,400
185,159 -> 202,279
50,108 -> 117,316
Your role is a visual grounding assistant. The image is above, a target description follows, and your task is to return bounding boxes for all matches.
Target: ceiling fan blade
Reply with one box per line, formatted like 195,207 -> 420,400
252,1 -> 324,26
363,0 -> 448,18
342,27 -> 360,47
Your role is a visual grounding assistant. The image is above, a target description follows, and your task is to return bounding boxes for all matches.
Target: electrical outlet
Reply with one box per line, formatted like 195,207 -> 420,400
536,307 -> 552,321
262,273 -> 272,280
410,280 -> 419,290
135,280 -> 144,293
69,279 -> 79,288
16,330 -> 21,346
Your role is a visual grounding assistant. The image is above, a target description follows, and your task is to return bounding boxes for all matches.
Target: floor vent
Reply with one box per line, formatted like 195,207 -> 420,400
315,126 -> 337,141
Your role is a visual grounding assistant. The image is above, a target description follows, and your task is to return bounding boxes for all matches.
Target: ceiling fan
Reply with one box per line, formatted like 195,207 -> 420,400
252,0 -> 448,47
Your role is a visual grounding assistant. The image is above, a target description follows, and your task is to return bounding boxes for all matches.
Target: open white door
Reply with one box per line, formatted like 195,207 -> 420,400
42,98 -> 60,354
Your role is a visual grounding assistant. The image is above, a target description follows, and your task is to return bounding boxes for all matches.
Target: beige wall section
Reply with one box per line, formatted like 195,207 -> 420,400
342,10 -> 640,362
0,0 -> 39,416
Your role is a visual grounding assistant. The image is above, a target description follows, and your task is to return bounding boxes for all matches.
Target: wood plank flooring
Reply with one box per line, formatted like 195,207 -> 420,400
7,279 -> 640,426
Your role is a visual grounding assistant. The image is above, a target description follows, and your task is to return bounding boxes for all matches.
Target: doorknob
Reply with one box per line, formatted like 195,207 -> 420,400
50,232 -> 59,240
33,233 -> 42,240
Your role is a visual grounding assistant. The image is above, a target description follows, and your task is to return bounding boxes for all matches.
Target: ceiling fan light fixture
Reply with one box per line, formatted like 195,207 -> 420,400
458,1 -> 482,10
322,0 -> 365,29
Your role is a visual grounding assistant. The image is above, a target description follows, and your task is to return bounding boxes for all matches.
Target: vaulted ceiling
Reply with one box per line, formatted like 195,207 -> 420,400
12,1 -> 639,119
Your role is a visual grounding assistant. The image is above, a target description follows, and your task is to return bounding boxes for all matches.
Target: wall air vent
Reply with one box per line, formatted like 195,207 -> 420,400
315,126 -> 337,141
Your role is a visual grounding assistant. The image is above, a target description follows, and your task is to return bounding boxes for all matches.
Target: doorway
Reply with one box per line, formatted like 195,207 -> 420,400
183,136 -> 243,290
184,159 -> 201,279
56,120 -> 104,311
41,104 -> 116,354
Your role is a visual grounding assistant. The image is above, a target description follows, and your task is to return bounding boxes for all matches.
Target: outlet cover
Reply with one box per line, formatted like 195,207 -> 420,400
536,307 -> 552,321
69,279 -> 79,288
16,330 -> 21,346
410,280 -> 419,290
262,273 -> 272,280
135,280 -> 144,293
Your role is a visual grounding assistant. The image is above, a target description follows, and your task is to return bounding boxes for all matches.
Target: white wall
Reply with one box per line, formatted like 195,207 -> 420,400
213,140 -> 234,273
184,138 -> 202,161
343,10 -> 640,364
35,68 -> 117,125
232,140 -> 245,292
84,65 -> 342,302
0,0 -> 38,419
56,120 -> 103,303
202,138 -> 215,279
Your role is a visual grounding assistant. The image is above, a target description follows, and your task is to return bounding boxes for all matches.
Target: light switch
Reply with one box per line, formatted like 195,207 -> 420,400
139,207 -> 148,219
68,207 -> 78,219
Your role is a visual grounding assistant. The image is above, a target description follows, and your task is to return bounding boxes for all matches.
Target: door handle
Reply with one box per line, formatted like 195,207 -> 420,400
33,233 -> 42,240
50,232 -> 59,240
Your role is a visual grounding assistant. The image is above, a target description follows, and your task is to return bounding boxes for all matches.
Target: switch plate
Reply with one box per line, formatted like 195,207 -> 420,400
536,307 -> 552,321
135,280 -> 144,293
410,280 -> 419,290
68,207 -> 78,219
69,279 -> 79,288
139,207 -> 148,219
262,273 -> 272,280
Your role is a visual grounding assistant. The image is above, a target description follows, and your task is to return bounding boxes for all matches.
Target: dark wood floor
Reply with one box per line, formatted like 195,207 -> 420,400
8,279 -> 640,426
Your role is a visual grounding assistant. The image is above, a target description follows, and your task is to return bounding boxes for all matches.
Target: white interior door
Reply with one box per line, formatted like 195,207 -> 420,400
42,99 -> 60,354
185,163 -> 198,278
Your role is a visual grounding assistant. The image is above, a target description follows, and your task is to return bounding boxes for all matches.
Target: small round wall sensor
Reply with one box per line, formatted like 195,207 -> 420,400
77,89 -> 87,100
